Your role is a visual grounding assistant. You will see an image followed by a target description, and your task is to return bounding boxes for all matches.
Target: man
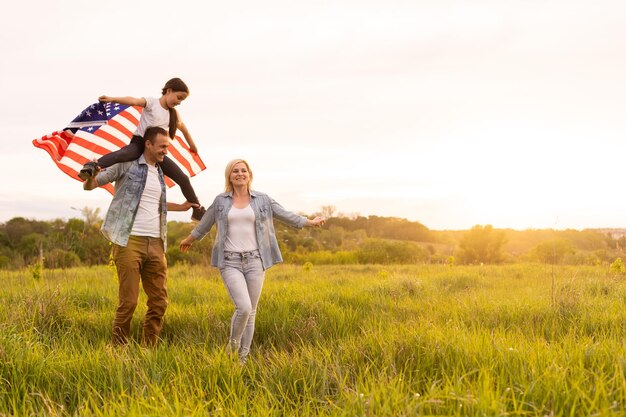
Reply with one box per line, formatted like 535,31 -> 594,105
82,126 -> 197,346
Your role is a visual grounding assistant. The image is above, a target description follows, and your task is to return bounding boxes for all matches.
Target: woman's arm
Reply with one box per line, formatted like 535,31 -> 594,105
179,199 -> 216,252
99,95 -> 147,107
269,197 -> 325,228
186,197 -> 218,243
179,234 -> 197,253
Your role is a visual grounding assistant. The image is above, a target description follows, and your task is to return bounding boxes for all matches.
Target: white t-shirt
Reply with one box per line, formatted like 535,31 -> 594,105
224,205 -> 259,252
130,164 -> 162,238
134,96 -> 170,137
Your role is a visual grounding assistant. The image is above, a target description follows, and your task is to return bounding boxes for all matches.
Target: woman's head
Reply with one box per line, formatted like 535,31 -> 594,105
161,78 -> 189,138
224,159 -> 253,192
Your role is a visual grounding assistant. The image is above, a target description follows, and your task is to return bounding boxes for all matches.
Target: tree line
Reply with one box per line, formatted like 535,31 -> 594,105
0,207 -> 622,269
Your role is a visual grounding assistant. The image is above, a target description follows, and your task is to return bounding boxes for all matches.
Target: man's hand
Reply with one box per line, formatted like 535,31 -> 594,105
167,201 -> 200,212
82,162 -> 101,191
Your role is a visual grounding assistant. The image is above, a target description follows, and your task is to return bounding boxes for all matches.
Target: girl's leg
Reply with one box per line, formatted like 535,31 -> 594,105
97,136 -> 145,168
159,156 -> 200,205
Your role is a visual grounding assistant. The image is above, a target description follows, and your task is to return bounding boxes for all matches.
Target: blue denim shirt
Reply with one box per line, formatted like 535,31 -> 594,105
96,154 -> 168,248
191,191 -> 307,270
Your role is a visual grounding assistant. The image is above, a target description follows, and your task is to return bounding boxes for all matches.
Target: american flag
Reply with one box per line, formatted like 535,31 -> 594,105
33,102 -> 206,194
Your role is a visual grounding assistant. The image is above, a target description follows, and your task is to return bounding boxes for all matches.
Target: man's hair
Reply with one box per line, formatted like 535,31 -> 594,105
144,126 -> 169,144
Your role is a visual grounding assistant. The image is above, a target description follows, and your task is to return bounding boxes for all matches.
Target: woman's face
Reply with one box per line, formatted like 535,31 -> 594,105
230,162 -> 250,188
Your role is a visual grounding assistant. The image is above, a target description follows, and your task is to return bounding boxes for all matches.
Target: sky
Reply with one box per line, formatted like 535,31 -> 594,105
1,0 -> 625,230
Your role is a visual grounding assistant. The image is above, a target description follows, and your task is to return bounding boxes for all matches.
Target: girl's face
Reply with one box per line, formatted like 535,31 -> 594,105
164,88 -> 188,108
230,162 -> 250,189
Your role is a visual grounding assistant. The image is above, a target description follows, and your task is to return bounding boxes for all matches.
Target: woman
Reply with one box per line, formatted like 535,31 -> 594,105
179,158 -> 325,363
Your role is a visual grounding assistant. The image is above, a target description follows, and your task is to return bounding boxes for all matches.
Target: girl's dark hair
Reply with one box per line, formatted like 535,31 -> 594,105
161,78 -> 189,139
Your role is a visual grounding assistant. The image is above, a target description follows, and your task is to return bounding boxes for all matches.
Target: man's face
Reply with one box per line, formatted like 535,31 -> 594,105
145,133 -> 170,163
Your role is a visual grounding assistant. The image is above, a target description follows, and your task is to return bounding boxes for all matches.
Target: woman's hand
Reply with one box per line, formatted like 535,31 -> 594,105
307,216 -> 326,227
179,235 -> 196,253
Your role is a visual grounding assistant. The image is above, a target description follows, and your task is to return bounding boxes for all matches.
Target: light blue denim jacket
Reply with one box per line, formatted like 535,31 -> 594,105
191,191 -> 307,270
96,155 -> 167,248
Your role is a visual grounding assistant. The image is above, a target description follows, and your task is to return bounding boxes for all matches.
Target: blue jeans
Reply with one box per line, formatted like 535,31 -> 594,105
219,250 -> 265,360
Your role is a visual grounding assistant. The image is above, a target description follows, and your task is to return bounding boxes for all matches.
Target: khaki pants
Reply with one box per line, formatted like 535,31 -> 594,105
111,235 -> 168,346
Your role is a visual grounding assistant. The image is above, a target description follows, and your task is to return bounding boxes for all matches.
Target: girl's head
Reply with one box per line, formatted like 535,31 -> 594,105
224,159 -> 253,193
161,78 -> 189,139
162,77 -> 189,96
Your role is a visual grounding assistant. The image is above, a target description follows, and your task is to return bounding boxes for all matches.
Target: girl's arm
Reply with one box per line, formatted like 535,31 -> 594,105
176,111 -> 198,153
99,95 -> 147,107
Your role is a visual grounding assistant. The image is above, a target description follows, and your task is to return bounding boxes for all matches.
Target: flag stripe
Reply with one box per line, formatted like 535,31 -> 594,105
107,118 -> 134,139
166,142 -> 194,175
72,135 -> 116,158
93,127 -> 129,149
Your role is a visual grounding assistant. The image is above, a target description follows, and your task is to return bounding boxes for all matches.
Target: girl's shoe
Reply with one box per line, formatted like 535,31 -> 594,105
78,161 -> 99,181
191,206 -> 206,221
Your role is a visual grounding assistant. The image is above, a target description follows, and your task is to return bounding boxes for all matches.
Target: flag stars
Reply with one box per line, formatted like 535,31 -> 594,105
86,111 -> 91,116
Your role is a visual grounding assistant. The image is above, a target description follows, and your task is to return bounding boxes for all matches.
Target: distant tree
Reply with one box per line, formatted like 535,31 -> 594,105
458,225 -> 507,264
530,239 -> 575,264
356,238 -> 428,264
80,206 -> 102,228
319,205 -> 336,219
45,249 -> 81,269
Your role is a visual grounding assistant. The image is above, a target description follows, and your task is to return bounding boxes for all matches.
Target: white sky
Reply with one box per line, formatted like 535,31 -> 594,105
1,0 -> 625,230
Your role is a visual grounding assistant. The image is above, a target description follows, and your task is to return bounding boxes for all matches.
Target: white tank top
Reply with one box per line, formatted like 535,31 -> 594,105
224,205 -> 258,252
134,96 -> 170,137
130,164 -> 162,238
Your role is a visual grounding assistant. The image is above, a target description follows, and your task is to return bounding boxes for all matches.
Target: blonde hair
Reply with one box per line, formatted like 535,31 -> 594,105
224,158 -> 253,192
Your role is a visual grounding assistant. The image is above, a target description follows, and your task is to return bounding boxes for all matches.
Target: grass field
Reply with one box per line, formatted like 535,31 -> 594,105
1,263 -> 626,416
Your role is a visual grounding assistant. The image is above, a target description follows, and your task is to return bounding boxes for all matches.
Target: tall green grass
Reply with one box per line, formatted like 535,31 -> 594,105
1,263 -> 626,416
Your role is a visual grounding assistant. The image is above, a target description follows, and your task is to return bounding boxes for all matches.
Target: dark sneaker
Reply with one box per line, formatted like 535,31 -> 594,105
191,206 -> 206,221
78,161 -> 99,181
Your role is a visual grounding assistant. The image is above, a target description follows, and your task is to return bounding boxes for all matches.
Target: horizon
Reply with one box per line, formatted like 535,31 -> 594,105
2,1 -> 626,231
2,210 -> 625,234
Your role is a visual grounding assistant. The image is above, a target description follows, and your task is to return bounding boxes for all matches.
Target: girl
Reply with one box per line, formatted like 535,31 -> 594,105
79,77 -> 205,221
178,159 -> 325,363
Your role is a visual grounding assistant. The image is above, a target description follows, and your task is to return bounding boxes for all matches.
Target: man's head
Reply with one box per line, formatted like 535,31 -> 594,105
143,127 -> 170,165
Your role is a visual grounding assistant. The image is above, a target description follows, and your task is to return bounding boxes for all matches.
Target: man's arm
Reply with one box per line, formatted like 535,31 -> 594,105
82,162 -> 122,190
167,201 -> 199,212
